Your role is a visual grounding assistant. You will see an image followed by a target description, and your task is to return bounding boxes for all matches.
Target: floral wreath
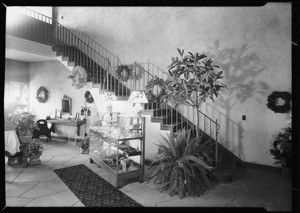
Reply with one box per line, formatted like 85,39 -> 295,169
145,76 -> 167,102
68,66 -> 87,89
84,91 -> 94,103
267,91 -> 291,113
116,65 -> 132,82
36,86 -> 49,103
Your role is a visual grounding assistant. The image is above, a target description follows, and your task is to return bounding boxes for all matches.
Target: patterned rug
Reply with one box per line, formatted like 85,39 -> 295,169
54,164 -> 143,207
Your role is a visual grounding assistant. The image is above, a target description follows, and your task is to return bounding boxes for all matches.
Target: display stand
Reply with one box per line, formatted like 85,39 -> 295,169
89,113 -> 145,188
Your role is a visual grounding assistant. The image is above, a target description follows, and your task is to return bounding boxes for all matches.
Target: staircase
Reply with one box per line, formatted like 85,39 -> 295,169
6,7 -> 245,183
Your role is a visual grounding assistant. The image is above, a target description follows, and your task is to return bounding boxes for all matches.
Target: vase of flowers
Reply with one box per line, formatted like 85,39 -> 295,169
270,127 -> 292,179
80,133 -> 89,154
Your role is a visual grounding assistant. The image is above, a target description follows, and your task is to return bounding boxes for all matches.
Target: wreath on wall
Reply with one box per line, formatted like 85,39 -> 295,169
36,86 -> 49,103
266,91 -> 292,113
116,65 -> 132,82
145,76 -> 167,102
68,66 -> 87,89
84,91 -> 94,103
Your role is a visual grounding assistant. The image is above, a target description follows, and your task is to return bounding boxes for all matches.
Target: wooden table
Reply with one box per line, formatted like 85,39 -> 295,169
47,119 -> 86,145
47,119 -> 86,136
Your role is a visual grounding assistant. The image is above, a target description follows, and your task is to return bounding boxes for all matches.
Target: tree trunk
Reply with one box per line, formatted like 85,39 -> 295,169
196,109 -> 200,137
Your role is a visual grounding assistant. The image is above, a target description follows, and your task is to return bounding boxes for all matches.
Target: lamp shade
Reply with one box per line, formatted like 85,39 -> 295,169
128,91 -> 148,103
103,92 -> 117,101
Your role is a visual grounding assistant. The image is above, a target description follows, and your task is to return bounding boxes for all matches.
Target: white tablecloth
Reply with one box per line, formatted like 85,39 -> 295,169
5,130 -> 20,155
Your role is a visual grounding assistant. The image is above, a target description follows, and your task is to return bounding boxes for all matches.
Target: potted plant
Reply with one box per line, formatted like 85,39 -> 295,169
270,127 -> 292,179
7,110 -> 37,142
161,48 -> 226,137
22,138 -> 44,167
147,129 -> 216,199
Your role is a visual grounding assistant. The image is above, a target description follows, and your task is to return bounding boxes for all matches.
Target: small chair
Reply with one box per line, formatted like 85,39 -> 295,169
32,119 -> 52,142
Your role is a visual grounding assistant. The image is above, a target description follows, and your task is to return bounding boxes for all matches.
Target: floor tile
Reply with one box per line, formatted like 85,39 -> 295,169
63,154 -> 90,166
5,172 -> 21,183
5,163 -> 26,173
40,155 -> 53,164
24,191 -> 79,207
13,169 -> 58,182
41,140 -> 67,150
227,190 -> 291,211
20,181 -> 69,198
119,181 -> 153,193
122,183 -> 177,207
44,154 -> 79,165
6,182 -> 38,198
156,182 -> 242,207
52,176 -> 63,182
73,201 -> 85,207
5,197 -> 34,207
42,146 -> 80,157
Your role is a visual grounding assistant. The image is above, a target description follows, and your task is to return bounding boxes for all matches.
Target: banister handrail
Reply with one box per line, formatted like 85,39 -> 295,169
12,6 -> 109,63
11,6 -> 53,22
69,30 -> 119,61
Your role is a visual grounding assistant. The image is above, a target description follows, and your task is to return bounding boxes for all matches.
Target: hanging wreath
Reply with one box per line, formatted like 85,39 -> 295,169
68,66 -> 87,89
36,86 -> 49,103
116,65 -> 132,82
84,91 -> 94,103
266,91 -> 292,113
145,76 -> 167,102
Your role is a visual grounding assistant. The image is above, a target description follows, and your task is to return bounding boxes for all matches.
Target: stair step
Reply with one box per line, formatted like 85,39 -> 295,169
160,125 -> 174,131
142,110 -> 154,116
151,117 -> 164,123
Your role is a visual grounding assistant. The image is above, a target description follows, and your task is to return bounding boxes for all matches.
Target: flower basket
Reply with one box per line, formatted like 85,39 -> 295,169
22,139 -> 43,167
28,152 -> 42,165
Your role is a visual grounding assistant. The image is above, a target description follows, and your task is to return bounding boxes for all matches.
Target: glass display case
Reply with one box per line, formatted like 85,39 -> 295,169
89,112 -> 145,188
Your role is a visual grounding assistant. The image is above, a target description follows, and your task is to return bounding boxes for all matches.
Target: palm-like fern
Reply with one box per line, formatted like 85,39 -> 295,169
148,129 -> 216,199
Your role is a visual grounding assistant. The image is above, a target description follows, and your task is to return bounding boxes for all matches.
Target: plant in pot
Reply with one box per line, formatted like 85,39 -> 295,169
147,129 -> 216,199
269,127 -> 292,179
8,110 -> 37,142
160,48 -> 226,137
22,138 -> 44,167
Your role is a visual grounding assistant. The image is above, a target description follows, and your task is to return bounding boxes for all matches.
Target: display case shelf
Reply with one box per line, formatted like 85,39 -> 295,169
89,113 -> 145,188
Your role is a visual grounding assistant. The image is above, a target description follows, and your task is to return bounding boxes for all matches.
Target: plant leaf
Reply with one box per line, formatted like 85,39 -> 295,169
184,155 -> 213,170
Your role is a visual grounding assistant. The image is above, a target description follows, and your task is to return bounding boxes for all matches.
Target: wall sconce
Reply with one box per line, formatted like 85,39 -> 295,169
128,91 -> 148,116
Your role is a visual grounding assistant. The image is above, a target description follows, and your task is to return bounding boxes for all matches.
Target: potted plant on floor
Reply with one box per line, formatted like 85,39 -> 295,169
8,109 -> 37,143
22,138 -> 44,167
270,127 -> 292,179
148,129 -> 216,199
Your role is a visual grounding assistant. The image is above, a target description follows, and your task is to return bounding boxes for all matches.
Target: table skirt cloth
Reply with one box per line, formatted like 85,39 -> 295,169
5,130 -> 20,155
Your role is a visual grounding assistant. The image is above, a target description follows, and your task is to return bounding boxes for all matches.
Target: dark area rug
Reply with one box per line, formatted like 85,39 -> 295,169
53,164 -> 143,207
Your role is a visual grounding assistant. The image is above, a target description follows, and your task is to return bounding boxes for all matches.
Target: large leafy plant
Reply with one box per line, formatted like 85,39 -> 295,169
270,127 -> 292,168
6,110 -> 37,137
146,48 -> 226,136
148,129 -> 216,199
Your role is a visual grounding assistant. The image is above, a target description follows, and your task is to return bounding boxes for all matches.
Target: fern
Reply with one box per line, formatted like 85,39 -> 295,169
149,129 -> 215,198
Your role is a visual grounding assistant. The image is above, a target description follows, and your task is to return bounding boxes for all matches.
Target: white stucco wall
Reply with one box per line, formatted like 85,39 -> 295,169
50,4 -> 291,166
29,60 -> 99,139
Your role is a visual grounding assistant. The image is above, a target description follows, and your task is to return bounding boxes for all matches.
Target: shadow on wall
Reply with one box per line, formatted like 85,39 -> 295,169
204,40 -> 270,160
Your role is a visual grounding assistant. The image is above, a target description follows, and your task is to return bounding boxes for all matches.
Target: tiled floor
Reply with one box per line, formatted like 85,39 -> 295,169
5,138 -> 292,210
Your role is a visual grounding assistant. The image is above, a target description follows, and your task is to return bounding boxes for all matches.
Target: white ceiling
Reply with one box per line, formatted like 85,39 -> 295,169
6,49 -> 55,62
5,35 -> 55,63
